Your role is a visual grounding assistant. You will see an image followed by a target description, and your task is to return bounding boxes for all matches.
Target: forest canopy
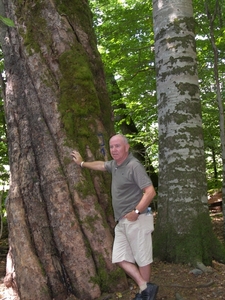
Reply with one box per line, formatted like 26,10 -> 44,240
90,0 -> 225,192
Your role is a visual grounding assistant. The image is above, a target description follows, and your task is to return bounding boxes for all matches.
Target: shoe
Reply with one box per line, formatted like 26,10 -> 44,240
133,293 -> 142,300
141,282 -> 159,300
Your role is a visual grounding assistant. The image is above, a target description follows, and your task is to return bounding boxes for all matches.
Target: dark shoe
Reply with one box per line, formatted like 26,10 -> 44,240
141,283 -> 158,300
133,293 -> 142,300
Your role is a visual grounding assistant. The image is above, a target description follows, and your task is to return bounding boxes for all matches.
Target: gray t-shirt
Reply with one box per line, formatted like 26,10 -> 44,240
104,153 -> 153,221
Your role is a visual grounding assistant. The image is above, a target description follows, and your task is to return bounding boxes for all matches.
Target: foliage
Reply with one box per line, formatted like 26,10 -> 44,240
0,49 -> 9,213
0,15 -> 11,224
90,0 -> 158,164
90,0 -> 225,192
194,0 -> 225,189
0,98 -> 8,184
0,15 -> 13,201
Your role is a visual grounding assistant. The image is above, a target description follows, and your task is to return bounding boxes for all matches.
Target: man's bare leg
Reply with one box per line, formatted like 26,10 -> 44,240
139,264 -> 151,282
117,261 -> 146,287
118,261 -> 158,299
117,261 -> 151,283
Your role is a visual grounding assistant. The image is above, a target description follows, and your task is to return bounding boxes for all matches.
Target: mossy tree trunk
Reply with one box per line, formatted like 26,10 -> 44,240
152,0 -> 225,265
0,0 -> 128,299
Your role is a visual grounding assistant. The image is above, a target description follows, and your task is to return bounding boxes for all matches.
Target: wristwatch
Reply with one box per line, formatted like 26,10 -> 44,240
134,208 -> 140,215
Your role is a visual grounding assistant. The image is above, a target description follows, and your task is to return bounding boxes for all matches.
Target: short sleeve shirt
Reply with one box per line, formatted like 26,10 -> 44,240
104,153 -> 153,221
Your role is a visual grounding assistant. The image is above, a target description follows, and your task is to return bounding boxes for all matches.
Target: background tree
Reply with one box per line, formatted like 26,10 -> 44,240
152,0 -> 225,264
91,0 -> 225,198
205,0 -> 225,234
0,0 -> 127,299
194,0 -> 225,192
192,0 -> 225,197
0,39 -> 10,240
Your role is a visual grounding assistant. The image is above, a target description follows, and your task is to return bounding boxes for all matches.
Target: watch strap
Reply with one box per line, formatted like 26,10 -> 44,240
134,208 -> 140,215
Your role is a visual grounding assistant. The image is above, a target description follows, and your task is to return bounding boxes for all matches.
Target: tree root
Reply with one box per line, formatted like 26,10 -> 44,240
171,279 -> 214,288
196,261 -> 213,273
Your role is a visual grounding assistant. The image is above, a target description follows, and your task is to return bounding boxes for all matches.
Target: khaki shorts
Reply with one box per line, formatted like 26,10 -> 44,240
112,213 -> 154,267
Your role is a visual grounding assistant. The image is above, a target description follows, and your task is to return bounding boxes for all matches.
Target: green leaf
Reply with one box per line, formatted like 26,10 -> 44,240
0,16 -> 15,27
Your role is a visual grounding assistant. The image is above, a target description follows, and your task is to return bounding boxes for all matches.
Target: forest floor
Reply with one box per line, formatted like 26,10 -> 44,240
0,213 -> 224,300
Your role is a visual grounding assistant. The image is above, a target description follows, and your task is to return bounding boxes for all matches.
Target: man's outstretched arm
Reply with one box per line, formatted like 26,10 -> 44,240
71,150 -> 106,171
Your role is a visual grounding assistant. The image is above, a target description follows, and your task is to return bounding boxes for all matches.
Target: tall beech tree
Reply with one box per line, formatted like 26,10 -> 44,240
152,0 -> 225,264
0,0 -> 127,299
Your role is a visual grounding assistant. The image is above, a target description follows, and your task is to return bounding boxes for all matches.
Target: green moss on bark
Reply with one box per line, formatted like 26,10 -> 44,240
90,254 -> 126,293
153,211 -> 225,266
16,1 -> 50,54
58,46 -> 101,144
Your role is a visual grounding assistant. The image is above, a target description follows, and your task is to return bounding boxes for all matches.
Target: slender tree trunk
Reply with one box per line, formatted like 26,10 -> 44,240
152,0 -> 225,265
0,0 -> 127,299
211,147 -> 218,183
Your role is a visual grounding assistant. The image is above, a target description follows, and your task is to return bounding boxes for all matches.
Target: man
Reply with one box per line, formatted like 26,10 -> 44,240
71,134 -> 158,300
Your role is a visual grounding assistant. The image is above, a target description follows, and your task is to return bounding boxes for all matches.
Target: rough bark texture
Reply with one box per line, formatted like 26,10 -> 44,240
0,0 -> 127,299
152,0 -> 225,265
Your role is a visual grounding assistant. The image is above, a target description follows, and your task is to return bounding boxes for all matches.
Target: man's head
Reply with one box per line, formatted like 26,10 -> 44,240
109,134 -> 130,165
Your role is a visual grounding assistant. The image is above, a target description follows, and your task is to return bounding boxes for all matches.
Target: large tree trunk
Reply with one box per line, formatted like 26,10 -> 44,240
0,0 -> 127,299
152,0 -> 225,265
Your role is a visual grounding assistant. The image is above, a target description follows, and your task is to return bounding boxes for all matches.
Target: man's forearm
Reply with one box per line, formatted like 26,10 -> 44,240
71,150 -> 106,171
80,160 -> 106,171
135,185 -> 156,213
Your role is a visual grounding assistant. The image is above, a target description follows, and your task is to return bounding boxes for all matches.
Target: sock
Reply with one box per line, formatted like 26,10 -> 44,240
139,282 -> 147,293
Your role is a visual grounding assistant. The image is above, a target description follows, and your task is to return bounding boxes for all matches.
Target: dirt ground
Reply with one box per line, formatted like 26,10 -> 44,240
0,214 -> 224,300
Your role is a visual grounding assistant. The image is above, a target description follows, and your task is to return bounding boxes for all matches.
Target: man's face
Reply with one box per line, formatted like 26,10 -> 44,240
109,135 -> 130,165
